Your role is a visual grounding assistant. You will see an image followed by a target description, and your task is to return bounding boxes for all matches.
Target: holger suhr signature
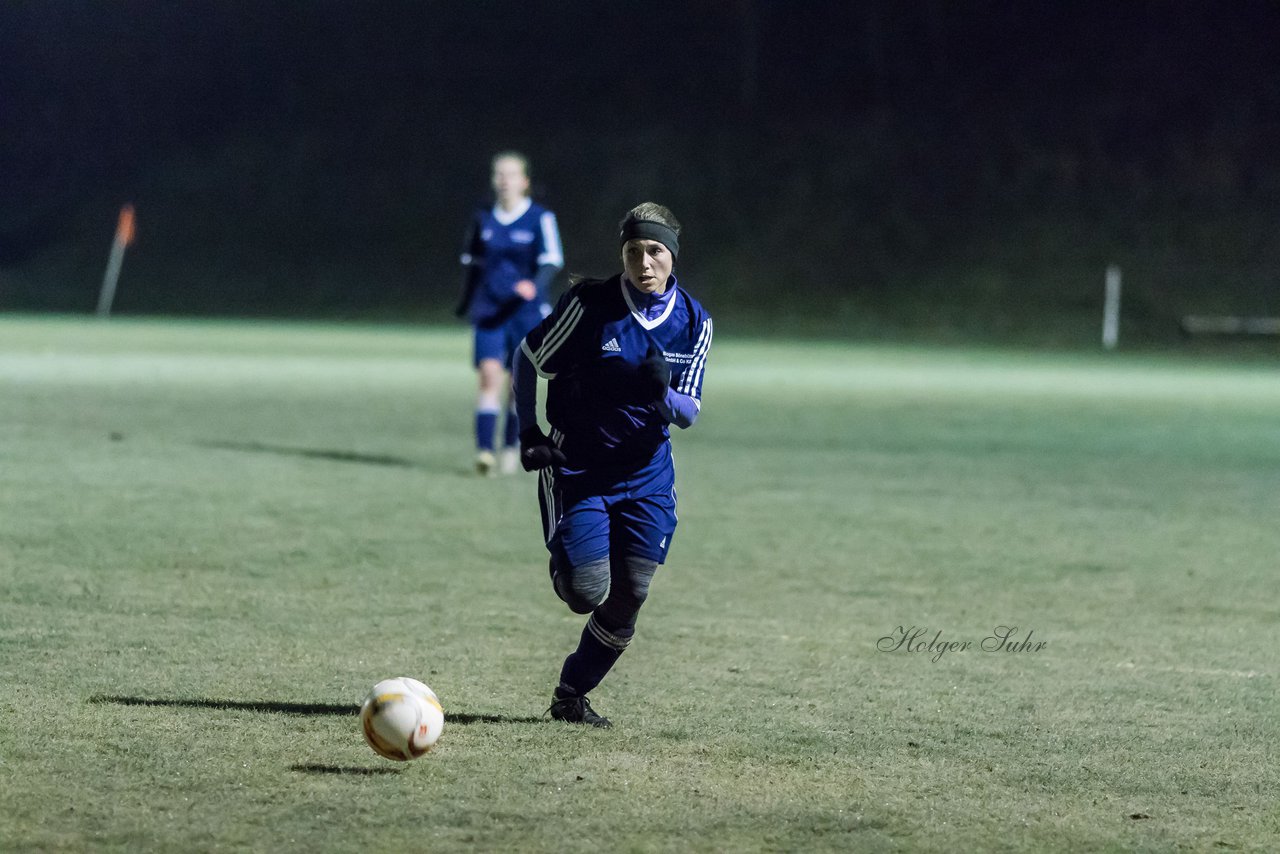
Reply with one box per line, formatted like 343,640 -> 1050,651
877,625 -> 1047,662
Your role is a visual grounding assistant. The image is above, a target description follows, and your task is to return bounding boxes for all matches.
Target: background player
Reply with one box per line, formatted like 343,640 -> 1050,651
512,202 -> 712,726
455,151 -> 564,475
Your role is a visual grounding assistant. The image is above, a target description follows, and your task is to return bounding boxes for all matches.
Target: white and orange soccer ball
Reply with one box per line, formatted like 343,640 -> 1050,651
359,677 -> 444,761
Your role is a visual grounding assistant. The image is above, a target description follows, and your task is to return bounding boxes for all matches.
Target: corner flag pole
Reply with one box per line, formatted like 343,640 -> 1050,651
97,204 -> 136,318
1102,264 -> 1121,350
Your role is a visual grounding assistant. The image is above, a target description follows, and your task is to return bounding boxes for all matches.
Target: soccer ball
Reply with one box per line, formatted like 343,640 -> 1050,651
359,677 -> 444,761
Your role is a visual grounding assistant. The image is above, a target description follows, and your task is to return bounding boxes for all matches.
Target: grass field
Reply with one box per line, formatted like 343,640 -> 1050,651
1,315 -> 1277,852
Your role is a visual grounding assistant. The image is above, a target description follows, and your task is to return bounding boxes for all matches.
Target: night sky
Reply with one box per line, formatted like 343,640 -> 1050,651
2,1 -> 1278,318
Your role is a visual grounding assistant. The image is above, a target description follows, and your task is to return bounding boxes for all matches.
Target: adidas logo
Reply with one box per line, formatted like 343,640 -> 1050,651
601,338 -> 621,352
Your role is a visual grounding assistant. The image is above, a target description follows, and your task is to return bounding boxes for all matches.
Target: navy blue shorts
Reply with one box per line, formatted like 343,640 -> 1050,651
538,443 -> 678,567
473,304 -> 550,368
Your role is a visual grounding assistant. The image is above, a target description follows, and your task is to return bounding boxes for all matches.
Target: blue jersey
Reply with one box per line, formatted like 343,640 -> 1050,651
460,199 -> 563,326
520,274 -> 712,473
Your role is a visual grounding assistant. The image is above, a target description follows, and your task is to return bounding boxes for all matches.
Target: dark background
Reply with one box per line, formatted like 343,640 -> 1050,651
2,1 -> 1278,341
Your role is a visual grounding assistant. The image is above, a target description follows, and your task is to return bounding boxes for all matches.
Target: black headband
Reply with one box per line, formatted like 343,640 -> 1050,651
619,220 -> 679,257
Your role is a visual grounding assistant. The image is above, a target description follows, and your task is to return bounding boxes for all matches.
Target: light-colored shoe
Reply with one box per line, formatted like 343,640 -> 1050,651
475,450 -> 496,476
499,447 -> 519,475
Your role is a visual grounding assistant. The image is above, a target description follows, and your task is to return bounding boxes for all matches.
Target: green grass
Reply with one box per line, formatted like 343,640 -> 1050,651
1,315 -> 1277,852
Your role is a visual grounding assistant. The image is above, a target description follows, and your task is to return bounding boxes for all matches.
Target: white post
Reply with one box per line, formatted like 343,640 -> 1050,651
97,204 -> 135,318
1102,264 -> 1121,350
97,240 -> 127,317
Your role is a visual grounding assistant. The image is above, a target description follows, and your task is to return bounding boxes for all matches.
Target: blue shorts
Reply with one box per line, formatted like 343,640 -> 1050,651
473,304 -> 550,368
538,443 -> 678,567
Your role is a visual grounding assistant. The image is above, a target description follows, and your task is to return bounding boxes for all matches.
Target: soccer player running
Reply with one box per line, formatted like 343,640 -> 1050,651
512,202 -> 712,727
456,152 -> 564,475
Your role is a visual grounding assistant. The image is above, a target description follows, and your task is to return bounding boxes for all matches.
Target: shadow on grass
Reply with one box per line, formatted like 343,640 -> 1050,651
89,695 -> 358,715
89,695 -> 544,724
196,440 -> 418,468
449,712 -> 544,725
290,764 -> 403,776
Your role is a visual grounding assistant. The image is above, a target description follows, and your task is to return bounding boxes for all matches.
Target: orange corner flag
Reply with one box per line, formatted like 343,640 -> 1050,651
115,204 -> 136,247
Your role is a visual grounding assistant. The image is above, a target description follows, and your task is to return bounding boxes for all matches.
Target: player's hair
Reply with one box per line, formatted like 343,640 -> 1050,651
620,202 -> 681,236
569,203 -> 684,284
491,150 -> 530,176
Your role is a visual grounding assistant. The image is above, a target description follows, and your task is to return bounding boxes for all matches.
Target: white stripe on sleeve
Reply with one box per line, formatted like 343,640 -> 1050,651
688,317 -> 712,396
520,337 -> 556,379
681,318 -> 713,396
532,298 -> 583,368
537,212 -> 564,268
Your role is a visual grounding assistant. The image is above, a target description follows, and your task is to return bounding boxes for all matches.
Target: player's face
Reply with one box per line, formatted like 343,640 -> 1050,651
622,239 -> 674,294
492,157 -> 530,206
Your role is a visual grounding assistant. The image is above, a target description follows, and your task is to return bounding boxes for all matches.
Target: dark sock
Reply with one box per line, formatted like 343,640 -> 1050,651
557,617 -> 633,697
502,407 -> 520,448
475,410 -> 498,451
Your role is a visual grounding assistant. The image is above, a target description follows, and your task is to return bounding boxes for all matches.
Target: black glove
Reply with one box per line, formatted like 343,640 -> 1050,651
519,426 -> 567,472
636,344 -> 672,402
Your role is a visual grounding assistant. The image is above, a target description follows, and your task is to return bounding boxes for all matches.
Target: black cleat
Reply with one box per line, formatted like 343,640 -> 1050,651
548,693 -> 612,728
